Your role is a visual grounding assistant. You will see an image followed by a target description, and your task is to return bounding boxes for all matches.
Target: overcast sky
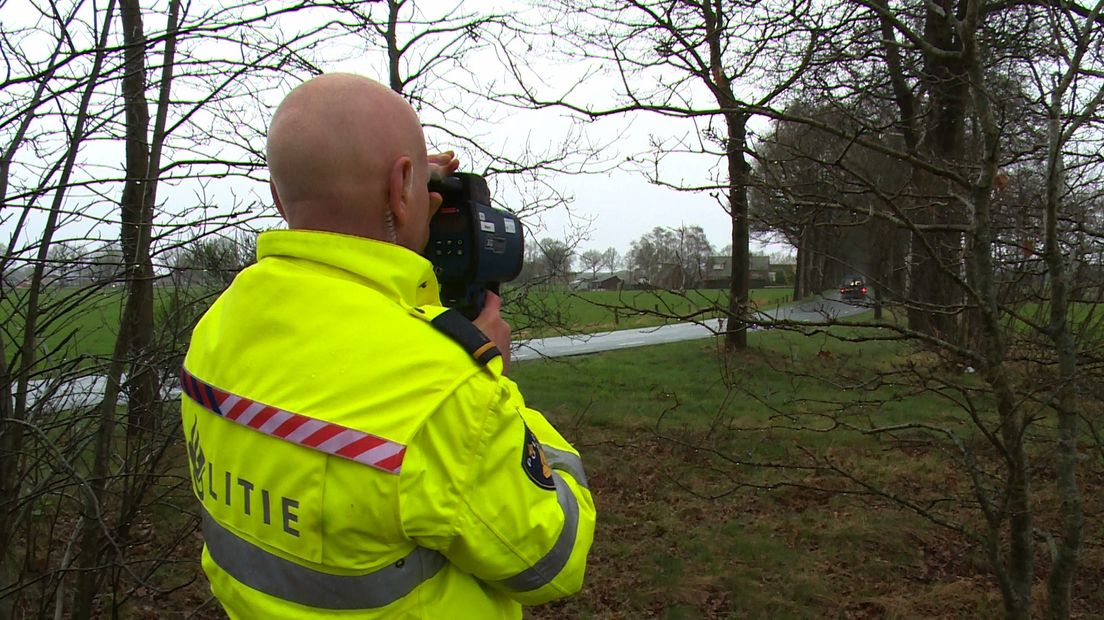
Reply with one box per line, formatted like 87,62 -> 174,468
3,0 -> 793,261
328,1 -> 792,258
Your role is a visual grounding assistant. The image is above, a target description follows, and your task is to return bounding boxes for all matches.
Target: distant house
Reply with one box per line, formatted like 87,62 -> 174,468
650,264 -> 687,290
704,256 -> 729,288
570,271 -> 626,291
704,255 -> 773,288
771,256 -> 797,284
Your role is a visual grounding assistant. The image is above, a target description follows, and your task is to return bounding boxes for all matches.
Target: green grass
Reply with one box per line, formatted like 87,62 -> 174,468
505,287 -> 794,337
511,330 -> 1102,619
1,286 -> 126,360
1,285 -> 220,365
2,285 -> 795,363
1004,301 -> 1104,338
514,326 -> 957,437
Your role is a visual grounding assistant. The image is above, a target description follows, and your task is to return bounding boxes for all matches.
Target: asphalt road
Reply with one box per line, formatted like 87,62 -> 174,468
767,291 -> 872,323
20,374 -> 180,414
19,292 -> 870,410
513,291 -> 871,362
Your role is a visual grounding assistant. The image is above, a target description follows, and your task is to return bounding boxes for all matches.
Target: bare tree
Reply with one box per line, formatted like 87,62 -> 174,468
70,0 -> 181,611
752,100 -> 911,317
740,0 -> 1104,616
536,237 -> 576,284
1035,3 -> 1104,613
578,248 -> 607,280
1,2 -> 120,614
0,1 -> 389,617
626,225 -> 714,289
602,246 -> 621,272
501,0 -> 822,349
167,234 -> 256,287
338,0 -> 602,220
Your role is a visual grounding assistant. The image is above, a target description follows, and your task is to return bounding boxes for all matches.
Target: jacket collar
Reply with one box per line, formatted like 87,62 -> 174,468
256,229 -> 441,308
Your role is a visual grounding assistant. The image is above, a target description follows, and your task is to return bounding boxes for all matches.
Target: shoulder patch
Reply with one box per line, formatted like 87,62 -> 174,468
522,425 -> 556,491
429,308 -> 501,365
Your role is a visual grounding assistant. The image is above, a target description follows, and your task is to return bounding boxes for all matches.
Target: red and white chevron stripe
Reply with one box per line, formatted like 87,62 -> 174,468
180,368 -> 406,474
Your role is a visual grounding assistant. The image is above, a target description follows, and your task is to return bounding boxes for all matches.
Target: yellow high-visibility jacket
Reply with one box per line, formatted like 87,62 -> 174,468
181,230 -> 596,619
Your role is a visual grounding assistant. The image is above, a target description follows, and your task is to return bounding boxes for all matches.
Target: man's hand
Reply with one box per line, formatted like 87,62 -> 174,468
428,151 -> 460,182
473,291 -> 511,375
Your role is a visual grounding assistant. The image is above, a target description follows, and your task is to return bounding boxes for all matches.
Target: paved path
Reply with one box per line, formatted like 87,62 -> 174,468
20,374 -> 181,414
513,292 -> 870,362
19,292 -> 870,410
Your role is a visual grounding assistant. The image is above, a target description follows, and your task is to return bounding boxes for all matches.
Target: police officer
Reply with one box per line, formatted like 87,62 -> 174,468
181,73 -> 596,618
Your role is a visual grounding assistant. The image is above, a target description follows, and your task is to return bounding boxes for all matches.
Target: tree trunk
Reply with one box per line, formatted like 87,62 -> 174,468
1043,85 -> 1082,620
114,0 -> 182,575
698,0 -> 749,352
961,12 -> 1034,614
876,0 -> 968,342
117,0 -> 158,438
811,225 -> 828,293
792,236 -> 804,301
968,171 -> 1034,620
725,113 -> 750,351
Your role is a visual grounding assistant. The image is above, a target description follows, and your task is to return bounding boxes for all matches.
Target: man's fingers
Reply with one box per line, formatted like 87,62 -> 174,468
472,291 -> 509,374
482,291 -> 501,313
427,151 -> 460,178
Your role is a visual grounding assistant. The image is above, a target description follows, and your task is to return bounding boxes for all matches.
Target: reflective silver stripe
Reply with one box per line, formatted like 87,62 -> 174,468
542,445 -> 588,489
203,511 -> 446,609
494,472 -> 580,592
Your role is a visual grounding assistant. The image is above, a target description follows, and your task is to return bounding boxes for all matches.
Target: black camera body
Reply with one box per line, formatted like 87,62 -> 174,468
426,173 -> 523,319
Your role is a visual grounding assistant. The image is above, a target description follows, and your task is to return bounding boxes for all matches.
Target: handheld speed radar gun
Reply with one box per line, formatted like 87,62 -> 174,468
426,173 -> 523,320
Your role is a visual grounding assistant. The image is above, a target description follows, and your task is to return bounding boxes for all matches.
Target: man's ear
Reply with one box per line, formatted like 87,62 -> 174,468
270,181 -> 287,221
387,156 -> 415,228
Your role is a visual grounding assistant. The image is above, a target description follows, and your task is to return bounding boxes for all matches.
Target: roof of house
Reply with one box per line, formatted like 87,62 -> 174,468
704,255 -> 772,277
572,271 -> 626,282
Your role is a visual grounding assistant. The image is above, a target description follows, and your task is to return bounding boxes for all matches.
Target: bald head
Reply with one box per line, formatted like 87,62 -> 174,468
266,74 -> 433,248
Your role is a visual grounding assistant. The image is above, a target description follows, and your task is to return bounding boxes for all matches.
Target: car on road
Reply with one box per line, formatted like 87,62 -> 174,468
839,276 -> 868,302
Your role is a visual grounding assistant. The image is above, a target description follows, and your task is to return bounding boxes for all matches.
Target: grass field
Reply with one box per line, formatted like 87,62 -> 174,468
1,286 -> 126,360
8,280 -> 1097,365
0,285 -> 218,363
1,285 -> 795,362
505,287 -> 794,338
507,330 -> 1103,618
